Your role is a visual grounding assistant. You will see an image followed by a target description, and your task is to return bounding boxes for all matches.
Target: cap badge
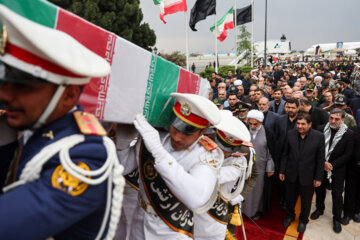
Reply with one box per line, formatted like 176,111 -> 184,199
226,136 -> 234,143
180,102 -> 191,116
0,25 -> 8,55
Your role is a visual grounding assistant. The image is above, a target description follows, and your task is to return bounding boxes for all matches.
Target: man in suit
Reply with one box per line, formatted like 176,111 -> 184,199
280,112 -> 325,233
299,98 -> 329,130
258,97 -> 278,133
310,108 -> 354,233
343,125 -> 360,224
274,98 -> 300,207
269,88 -> 286,114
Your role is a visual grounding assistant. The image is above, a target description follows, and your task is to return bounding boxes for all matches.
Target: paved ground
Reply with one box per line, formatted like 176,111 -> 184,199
303,189 -> 360,240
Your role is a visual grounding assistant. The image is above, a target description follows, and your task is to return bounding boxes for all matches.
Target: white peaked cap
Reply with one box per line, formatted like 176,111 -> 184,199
0,4 -> 110,85
215,110 -> 251,142
171,92 -> 221,126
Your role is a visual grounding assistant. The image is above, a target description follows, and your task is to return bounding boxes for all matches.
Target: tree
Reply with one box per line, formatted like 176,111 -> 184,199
236,25 -> 255,66
48,0 -> 156,51
160,51 -> 186,67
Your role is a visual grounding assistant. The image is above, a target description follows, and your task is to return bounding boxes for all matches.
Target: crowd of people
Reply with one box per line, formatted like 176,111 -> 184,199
208,61 -> 360,234
1,3 -> 360,240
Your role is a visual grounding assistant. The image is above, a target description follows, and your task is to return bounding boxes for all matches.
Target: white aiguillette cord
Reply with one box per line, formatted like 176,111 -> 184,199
3,134 -> 125,240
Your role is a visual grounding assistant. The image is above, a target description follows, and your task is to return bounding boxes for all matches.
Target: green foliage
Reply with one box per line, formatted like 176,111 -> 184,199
160,51 -> 186,67
48,0 -> 156,51
237,25 -> 255,65
199,65 -> 252,80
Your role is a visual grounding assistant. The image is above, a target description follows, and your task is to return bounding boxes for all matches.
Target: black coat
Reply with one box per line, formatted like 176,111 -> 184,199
350,126 -> 360,166
263,110 -> 278,134
309,107 -> 329,130
280,128 -> 325,186
319,125 -> 354,171
274,114 -> 297,169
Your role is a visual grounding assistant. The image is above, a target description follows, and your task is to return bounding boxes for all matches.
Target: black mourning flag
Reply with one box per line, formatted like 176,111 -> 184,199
189,0 -> 216,31
236,5 -> 252,26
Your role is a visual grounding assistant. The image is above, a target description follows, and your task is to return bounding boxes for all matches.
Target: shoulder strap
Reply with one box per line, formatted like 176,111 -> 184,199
198,136 -> 218,151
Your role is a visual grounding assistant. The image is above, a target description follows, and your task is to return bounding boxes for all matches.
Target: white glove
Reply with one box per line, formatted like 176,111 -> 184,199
133,114 -> 165,159
229,194 -> 244,206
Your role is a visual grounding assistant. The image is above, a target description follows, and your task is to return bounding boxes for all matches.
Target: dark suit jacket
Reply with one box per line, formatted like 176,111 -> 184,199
319,125 -> 354,171
263,110 -> 278,134
274,114 -> 296,169
280,128 -> 325,186
309,107 -> 329,130
269,99 -> 285,114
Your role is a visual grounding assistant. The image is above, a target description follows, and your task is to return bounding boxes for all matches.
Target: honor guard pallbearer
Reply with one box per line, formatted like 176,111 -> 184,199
0,5 -> 124,240
121,93 -> 224,239
194,110 -> 252,240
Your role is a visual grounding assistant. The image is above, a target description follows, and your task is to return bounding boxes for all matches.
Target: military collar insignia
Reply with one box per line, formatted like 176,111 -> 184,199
0,25 -> 7,55
180,102 -> 191,116
42,130 -> 54,140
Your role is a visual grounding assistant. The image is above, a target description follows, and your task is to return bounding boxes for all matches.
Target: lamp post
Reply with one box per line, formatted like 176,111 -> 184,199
264,0 -> 267,68
153,46 -> 158,55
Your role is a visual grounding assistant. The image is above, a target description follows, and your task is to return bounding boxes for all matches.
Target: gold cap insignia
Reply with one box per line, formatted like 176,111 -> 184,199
180,102 -> 191,116
0,25 -> 7,56
226,136 -> 234,143
51,162 -> 90,196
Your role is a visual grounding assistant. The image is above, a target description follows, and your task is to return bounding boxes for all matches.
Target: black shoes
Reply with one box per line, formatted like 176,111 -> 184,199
251,213 -> 260,221
310,209 -> 324,220
297,221 -> 307,233
354,213 -> 360,223
333,219 -> 342,233
283,216 -> 294,227
341,216 -> 350,225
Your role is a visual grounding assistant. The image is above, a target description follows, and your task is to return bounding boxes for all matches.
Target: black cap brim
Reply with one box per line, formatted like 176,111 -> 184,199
215,134 -> 241,153
0,62 -> 47,84
171,116 -> 202,134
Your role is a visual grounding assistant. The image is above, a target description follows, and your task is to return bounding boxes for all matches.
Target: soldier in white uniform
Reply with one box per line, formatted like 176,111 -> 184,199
194,110 -> 252,240
121,93 -> 224,239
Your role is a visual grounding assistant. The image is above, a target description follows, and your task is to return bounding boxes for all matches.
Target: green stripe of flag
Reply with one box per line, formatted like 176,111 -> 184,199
210,7 -> 233,32
153,0 -> 161,5
0,0 -> 57,28
144,54 -> 179,126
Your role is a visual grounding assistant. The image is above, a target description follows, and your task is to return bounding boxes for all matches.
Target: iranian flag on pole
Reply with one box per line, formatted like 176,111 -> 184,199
153,0 -> 187,24
1,0 -> 209,127
210,7 -> 234,42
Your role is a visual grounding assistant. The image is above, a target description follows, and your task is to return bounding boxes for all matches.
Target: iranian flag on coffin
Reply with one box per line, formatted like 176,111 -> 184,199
0,0 -> 209,127
153,0 -> 187,24
210,7 -> 234,42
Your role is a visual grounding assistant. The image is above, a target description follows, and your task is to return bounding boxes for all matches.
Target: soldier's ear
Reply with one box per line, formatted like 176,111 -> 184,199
61,85 -> 81,108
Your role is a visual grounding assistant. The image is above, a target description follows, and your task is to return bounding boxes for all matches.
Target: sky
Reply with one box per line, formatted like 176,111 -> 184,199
139,0 -> 360,54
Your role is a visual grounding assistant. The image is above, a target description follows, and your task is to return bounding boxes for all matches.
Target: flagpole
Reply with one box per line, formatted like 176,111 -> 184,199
234,2 -> 237,71
215,14 -> 218,73
251,0 -> 254,68
184,12 -> 189,71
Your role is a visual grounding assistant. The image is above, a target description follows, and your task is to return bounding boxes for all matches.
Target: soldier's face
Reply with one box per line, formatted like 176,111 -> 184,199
169,125 -> 205,151
0,81 -> 56,130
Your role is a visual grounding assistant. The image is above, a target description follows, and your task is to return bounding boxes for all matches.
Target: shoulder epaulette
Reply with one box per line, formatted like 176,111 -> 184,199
73,111 -> 106,136
198,136 -> 218,151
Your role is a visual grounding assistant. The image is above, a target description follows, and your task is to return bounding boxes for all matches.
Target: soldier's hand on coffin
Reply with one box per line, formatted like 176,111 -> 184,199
133,113 -> 163,157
